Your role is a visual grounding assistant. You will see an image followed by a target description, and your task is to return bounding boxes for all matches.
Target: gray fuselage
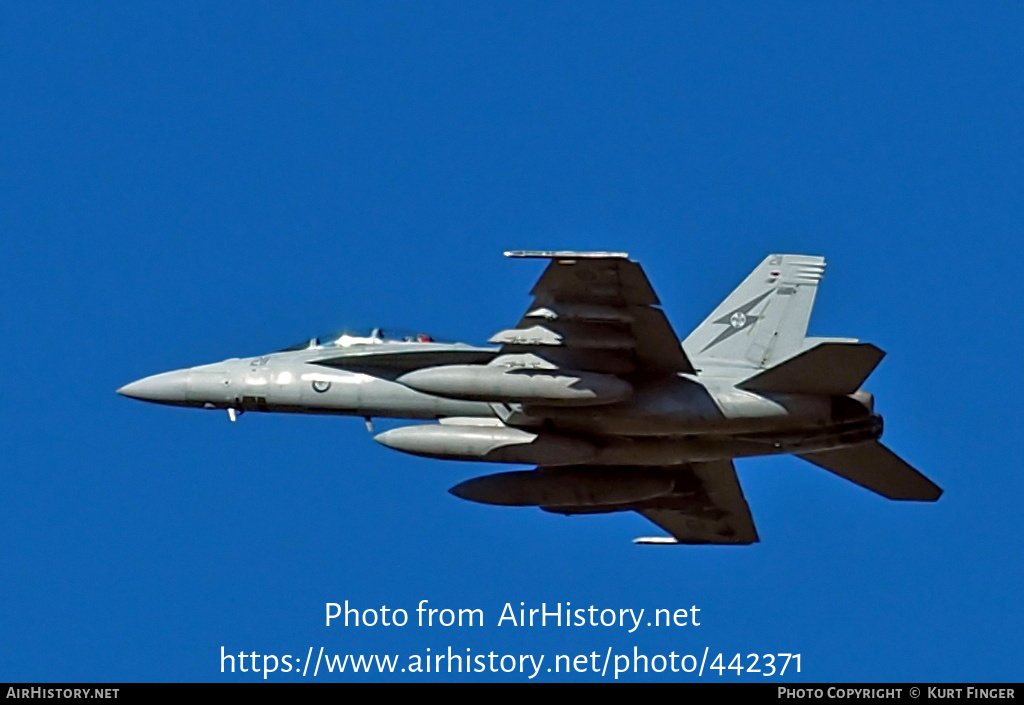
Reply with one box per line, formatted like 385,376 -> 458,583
119,345 -> 879,465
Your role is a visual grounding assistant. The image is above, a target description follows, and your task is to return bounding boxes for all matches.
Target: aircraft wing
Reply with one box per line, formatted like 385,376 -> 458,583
491,251 -> 695,376
632,460 -> 759,545
491,459 -> 757,545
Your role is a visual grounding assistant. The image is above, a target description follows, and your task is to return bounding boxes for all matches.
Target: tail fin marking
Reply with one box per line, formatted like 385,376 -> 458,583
683,254 -> 826,369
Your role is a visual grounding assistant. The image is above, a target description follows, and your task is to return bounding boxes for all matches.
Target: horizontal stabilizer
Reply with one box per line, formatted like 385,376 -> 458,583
737,342 -> 884,395
798,441 -> 942,501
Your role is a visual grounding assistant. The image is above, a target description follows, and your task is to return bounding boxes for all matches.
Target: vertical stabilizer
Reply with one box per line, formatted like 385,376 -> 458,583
683,254 -> 826,369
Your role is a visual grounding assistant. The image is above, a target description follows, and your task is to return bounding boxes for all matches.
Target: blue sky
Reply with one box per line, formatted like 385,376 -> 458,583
2,2 -> 1022,682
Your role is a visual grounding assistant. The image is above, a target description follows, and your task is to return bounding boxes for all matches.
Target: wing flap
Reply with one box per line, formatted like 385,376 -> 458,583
629,305 -> 695,375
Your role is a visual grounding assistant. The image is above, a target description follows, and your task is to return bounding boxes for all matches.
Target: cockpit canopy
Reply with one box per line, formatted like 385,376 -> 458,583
279,327 -> 446,352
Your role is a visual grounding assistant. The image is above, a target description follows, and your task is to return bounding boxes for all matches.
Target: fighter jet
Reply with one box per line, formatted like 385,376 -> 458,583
118,251 -> 941,545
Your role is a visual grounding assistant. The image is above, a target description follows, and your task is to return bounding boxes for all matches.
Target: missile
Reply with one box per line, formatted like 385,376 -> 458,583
373,423 -> 595,465
449,468 -> 675,508
633,536 -> 679,545
396,364 -> 632,406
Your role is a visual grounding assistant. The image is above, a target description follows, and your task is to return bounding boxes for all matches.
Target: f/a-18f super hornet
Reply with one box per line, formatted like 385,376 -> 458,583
119,251 -> 941,545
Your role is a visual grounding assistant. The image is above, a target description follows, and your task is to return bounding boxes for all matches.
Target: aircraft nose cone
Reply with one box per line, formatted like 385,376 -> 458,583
117,369 -> 190,404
